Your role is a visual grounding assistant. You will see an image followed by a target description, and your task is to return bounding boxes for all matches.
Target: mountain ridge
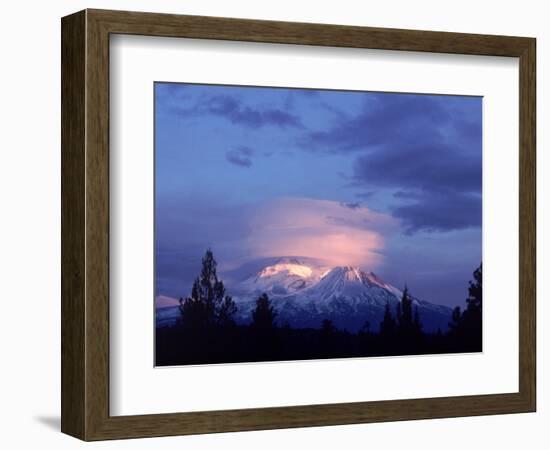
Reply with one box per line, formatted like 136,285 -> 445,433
155,257 -> 453,332
230,258 -> 452,332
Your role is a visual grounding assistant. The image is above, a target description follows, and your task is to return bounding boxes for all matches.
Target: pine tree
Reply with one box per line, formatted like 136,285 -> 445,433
250,293 -> 279,359
251,293 -> 277,330
179,249 -> 237,329
449,306 -> 462,334
461,263 -> 482,349
380,302 -> 396,338
446,264 -> 482,351
219,294 -> 238,328
396,286 -> 414,336
400,286 -> 413,328
466,264 -> 482,313
396,301 -> 402,327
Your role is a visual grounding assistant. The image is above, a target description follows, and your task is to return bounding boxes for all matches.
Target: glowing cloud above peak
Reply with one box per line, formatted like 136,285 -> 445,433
245,197 -> 396,269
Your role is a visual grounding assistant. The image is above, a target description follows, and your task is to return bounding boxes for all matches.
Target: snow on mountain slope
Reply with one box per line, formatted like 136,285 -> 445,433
305,266 -> 401,306
230,259 -> 452,332
155,257 -> 453,332
234,257 -> 330,297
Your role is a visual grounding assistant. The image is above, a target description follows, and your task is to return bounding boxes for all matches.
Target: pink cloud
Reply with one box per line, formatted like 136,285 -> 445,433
245,197 -> 397,269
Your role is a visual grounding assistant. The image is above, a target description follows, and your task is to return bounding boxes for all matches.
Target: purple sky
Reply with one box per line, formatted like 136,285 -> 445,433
155,83 -> 482,308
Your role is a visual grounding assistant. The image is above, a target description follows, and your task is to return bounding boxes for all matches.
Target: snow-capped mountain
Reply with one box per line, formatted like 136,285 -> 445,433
231,257 -> 330,297
230,258 -> 452,332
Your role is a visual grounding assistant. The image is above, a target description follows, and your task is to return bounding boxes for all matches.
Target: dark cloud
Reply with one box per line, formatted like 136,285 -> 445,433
393,192 -> 482,234
303,92 -> 482,234
170,94 -> 304,129
226,146 -> 255,168
352,143 -> 481,195
307,93 -> 454,152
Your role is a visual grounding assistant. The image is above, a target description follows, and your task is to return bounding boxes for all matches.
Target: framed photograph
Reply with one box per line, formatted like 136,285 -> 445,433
61,9 -> 536,440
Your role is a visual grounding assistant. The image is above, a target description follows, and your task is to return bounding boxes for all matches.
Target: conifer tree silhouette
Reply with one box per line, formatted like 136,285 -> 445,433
446,264 -> 482,351
251,293 -> 277,330
380,302 -> 396,338
397,286 -> 414,336
462,263 -> 482,349
179,249 -> 237,329
449,306 -> 462,335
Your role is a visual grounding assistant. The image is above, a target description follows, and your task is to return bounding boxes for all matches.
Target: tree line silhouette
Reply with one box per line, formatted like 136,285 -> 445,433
156,250 -> 482,366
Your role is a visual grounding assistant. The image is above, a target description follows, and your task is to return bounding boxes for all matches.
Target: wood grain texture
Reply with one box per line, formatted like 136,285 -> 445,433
61,10 -> 86,439
518,39 -> 536,409
89,8 -> 532,56
61,9 -> 537,441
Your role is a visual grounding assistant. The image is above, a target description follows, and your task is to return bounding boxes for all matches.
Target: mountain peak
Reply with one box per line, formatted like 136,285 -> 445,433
257,260 -> 314,279
325,266 -> 365,283
234,257 -> 329,297
232,258 -> 406,307
159,259 -> 452,333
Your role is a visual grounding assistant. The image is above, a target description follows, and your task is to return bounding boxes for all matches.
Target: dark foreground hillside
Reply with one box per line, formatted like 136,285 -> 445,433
156,321 -> 481,366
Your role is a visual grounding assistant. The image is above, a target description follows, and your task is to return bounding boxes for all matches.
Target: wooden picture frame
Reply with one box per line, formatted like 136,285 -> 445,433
61,9 -> 536,441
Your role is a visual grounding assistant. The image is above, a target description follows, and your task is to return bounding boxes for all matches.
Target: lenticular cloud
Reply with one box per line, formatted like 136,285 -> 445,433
245,197 -> 397,269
